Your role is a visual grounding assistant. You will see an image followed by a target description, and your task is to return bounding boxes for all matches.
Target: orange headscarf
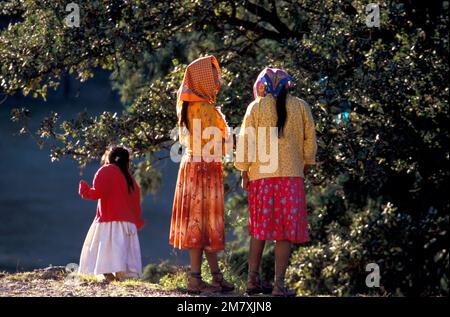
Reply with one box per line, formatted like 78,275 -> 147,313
176,55 -> 221,117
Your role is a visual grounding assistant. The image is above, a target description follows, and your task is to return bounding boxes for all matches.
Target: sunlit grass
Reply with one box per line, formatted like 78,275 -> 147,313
159,269 -> 188,291
77,274 -> 104,284
7,272 -> 39,282
113,278 -> 162,290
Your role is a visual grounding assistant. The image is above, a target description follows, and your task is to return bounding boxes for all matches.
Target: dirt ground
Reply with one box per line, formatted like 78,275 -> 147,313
0,266 -> 201,297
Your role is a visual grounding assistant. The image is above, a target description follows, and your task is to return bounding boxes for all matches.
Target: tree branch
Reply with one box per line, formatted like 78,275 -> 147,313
221,14 -> 283,41
243,1 -> 292,36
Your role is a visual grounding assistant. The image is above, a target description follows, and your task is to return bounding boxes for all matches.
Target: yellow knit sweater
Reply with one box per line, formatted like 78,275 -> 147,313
234,95 -> 317,181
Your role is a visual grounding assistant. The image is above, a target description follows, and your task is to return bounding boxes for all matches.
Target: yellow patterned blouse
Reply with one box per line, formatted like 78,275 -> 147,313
178,101 -> 229,160
234,95 -> 317,181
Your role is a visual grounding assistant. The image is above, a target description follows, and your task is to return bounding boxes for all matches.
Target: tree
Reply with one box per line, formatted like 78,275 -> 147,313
1,0 -> 448,295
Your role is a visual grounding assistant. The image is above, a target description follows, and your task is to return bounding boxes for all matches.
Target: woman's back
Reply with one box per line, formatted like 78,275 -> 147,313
179,101 -> 228,160
235,94 -> 317,181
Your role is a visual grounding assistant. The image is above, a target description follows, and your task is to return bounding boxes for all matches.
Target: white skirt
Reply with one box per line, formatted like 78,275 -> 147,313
78,221 -> 142,277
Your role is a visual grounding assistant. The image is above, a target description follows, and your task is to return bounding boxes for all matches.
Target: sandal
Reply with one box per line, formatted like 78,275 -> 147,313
246,271 -> 273,295
271,275 -> 296,297
211,272 -> 235,293
187,272 -> 219,294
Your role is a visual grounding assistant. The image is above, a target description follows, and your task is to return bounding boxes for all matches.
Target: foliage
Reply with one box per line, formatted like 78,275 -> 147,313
288,201 -> 449,296
159,268 -> 189,291
141,261 -> 177,284
1,0 -> 448,296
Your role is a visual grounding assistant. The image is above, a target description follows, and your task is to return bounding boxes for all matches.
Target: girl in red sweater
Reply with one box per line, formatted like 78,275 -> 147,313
78,146 -> 144,282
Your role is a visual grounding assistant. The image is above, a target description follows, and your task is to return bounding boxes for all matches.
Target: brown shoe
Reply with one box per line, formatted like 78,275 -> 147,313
103,273 -> 116,283
187,272 -> 220,294
114,272 -> 126,282
211,272 -> 235,293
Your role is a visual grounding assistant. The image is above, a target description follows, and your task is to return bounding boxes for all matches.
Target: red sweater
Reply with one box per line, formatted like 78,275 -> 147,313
79,164 -> 145,230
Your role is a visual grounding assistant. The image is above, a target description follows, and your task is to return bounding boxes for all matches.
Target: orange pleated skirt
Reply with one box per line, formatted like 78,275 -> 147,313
169,155 -> 225,251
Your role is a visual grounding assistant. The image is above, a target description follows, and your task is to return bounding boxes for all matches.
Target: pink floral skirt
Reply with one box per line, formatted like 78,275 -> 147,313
248,177 -> 310,244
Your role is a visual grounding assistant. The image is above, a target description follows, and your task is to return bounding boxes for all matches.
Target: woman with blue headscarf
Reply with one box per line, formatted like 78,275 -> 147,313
235,67 -> 317,296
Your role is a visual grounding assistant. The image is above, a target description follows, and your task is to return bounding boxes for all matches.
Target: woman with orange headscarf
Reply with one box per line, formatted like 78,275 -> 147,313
169,55 -> 234,294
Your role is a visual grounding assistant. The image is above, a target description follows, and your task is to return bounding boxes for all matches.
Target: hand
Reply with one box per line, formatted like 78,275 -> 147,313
241,172 -> 249,191
79,180 -> 90,195
304,164 -> 311,175
136,218 -> 145,230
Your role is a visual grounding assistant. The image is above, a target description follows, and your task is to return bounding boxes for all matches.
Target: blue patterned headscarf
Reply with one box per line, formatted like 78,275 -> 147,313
253,67 -> 294,99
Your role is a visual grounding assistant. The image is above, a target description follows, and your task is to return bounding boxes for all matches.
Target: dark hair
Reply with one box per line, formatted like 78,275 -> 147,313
276,85 -> 288,137
107,146 -> 135,193
179,101 -> 189,132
